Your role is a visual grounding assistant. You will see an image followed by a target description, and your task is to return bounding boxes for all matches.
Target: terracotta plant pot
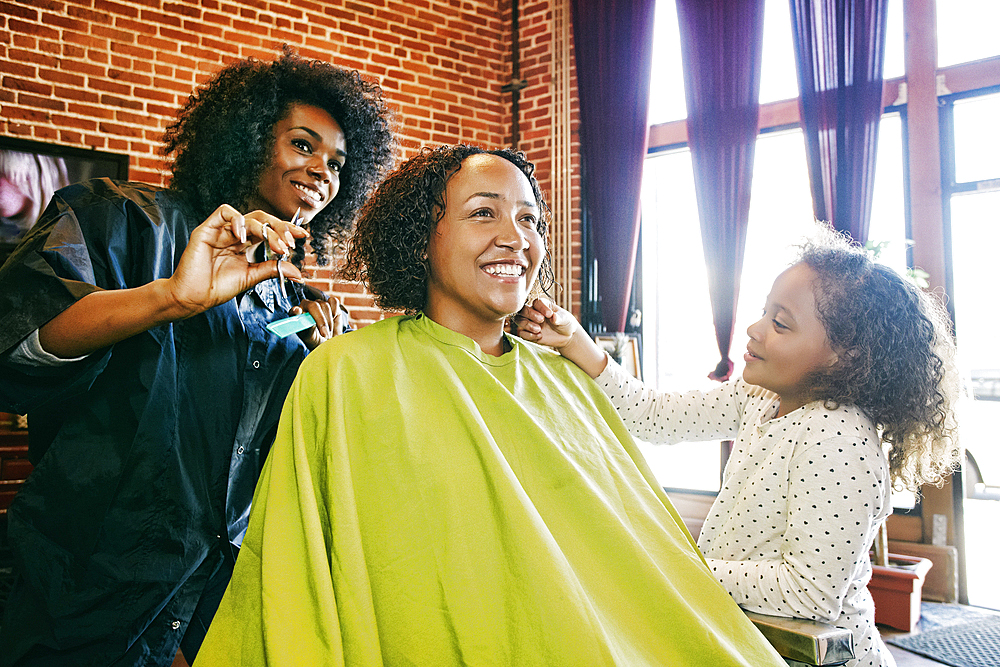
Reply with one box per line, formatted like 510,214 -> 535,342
868,553 -> 933,632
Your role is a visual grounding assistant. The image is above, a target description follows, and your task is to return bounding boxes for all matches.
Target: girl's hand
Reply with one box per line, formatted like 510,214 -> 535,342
512,298 -> 580,349
166,206 -> 310,318
514,298 -> 609,379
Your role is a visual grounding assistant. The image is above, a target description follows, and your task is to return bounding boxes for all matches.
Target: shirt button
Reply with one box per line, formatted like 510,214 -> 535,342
237,446 -> 245,455
252,360 -> 260,369
171,620 -> 181,630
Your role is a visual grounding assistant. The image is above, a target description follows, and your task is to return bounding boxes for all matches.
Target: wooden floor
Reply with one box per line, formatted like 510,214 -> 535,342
879,602 -> 1000,666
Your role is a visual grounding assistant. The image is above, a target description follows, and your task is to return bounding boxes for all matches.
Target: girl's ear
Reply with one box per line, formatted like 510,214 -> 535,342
826,345 -> 855,370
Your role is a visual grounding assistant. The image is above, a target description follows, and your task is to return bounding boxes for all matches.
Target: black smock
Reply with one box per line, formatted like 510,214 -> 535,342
0,179 -> 316,666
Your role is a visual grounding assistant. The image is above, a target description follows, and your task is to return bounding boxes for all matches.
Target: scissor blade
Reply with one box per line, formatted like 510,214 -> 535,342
276,257 -> 288,299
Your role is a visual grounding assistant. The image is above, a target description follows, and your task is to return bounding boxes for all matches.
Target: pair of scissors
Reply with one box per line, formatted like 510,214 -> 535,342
268,207 -> 303,301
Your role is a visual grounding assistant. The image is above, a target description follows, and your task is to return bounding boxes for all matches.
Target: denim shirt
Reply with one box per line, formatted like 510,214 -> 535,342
0,179 -> 316,665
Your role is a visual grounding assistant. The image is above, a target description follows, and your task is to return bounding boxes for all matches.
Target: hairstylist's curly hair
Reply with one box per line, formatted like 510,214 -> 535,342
341,144 -> 555,314
161,45 -> 396,265
800,226 -> 961,491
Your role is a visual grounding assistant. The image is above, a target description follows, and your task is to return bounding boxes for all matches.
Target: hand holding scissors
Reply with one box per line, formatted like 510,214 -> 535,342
262,207 -> 304,300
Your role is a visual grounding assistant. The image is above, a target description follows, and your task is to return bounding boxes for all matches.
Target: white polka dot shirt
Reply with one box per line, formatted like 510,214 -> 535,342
596,359 -> 895,667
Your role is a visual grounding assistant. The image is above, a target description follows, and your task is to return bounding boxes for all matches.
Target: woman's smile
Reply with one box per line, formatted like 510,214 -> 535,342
482,260 -> 527,279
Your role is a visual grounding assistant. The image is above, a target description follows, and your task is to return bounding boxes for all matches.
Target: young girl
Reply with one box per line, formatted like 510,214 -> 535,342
515,228 -> 961,667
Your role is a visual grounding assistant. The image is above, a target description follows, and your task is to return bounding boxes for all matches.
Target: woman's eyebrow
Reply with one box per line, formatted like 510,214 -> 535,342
467,191 -> 500,201
292,126 -> 348,159
465,192 -> 537,209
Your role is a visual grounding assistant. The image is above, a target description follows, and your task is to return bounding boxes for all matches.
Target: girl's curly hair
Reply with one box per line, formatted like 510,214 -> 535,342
341,144 -> 555,314
799,226 -> 962,492
161,45 -> 396,265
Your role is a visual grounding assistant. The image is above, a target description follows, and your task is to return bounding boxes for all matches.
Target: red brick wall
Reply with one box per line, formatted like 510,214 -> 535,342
516,0 -> 581,317
0,0 -> 580,326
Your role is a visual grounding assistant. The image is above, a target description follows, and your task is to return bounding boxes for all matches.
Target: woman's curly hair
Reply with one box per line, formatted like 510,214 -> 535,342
799,226 -> 962,492
161,45 -> 396,265
341,144 -> 555,314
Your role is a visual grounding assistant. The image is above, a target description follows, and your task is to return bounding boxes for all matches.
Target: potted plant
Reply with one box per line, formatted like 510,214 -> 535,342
868,523 -> 933,632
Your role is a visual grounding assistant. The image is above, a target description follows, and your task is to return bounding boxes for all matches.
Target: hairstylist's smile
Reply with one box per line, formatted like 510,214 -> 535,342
293,180 -> 325,207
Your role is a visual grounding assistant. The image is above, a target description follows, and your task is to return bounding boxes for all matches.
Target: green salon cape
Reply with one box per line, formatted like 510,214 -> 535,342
195,314 -> 784,666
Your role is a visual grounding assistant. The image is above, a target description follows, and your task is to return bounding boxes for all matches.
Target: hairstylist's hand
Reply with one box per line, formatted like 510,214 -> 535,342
167,206 -> 310,317
293,296 -> 350,350
513,298 -> 609,379
38,207 -> 310,358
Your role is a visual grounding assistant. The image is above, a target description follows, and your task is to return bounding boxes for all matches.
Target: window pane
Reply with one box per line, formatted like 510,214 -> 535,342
759,0 -> 799,104
870,113 -> 912,510
883,0 -> 905,80
639,149 -> 722,491
640,138 -> 863,396
948,188 -> 1000,609
649,0 -> 907,124
868,113 -> 909,275
950,190 -> 1000,487
951,190 -> 1000,372
648,0 -> 686,125
937,0 -> 1000,68
732,129 -> 816,383
890,488 -> 917,511
640,150 -> 717,390
953,93 -> 1000,184
964,490 -> 1000,610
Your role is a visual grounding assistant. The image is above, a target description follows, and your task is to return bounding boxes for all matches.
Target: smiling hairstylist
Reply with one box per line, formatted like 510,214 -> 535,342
0,48 -> 394,667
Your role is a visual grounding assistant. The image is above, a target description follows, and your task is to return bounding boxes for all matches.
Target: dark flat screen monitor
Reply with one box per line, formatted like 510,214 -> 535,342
0,136 -> 129,261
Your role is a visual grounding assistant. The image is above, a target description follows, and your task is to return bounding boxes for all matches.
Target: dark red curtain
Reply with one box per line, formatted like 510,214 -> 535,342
790,0 -> 889,243
570,0 -> 657,332
676,0 -> 766,381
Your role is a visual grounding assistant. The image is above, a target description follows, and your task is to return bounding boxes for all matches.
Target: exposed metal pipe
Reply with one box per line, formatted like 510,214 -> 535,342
552,0 -> 573,312
502,0 -> 528,147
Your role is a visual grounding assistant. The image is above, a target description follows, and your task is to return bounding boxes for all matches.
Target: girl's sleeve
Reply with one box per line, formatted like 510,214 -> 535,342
705,435 -> 889,622
593,358 -> 744,444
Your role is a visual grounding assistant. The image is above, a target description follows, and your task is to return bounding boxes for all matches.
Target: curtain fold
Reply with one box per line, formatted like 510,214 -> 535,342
790,0 -> 889,243
676,0 -> 766,381
570,0 -> 657,332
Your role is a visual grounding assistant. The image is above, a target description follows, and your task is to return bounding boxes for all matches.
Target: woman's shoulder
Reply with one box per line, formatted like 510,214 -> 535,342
53,178 -> 183,227
53,179 -> 200,246
58,178 -> 164,206
302,316 -> 404,364
510,334 -> 562,361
